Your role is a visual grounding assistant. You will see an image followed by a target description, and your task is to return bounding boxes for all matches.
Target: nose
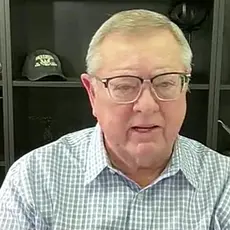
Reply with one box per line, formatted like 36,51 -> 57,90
133,86 -> 160,113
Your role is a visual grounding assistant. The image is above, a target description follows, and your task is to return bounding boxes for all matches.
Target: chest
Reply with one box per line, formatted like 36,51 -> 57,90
37,177 -> 218,230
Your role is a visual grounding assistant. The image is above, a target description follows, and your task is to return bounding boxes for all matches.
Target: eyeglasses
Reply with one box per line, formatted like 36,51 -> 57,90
93,72 -> 191,104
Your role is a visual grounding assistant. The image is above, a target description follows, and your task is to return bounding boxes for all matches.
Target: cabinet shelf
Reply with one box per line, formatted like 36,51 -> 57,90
190,84 -> 209,90
220,85 -> 230,90
13,79 -> 82,88
13,80 -> 209,90
0,161 -> 5,167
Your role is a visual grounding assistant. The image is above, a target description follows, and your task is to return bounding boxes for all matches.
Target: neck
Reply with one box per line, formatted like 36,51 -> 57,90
108,149 -> 171,188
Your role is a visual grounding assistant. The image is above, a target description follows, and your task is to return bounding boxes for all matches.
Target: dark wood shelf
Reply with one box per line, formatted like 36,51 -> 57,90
189,84 -> 209,90
13,79 -> 82,88
220,85 -> 230,90
13,80 -> 209,90
0,161 -> 5,167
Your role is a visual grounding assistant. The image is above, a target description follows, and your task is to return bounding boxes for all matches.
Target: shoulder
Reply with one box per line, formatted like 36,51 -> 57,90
179,136 -> 230,227
3,126 -> 96,187
179,135 -> 230,174
0,127 -> 98,228
178,135 -> 230,192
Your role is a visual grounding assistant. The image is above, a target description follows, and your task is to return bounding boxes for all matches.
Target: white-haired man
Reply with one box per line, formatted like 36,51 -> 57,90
0,9 -> 230,230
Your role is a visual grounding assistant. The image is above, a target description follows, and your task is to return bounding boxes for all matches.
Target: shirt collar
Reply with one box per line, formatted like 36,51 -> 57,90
84,125 -> 200,189
84,123 -> 110,186
169,135 -> 200,189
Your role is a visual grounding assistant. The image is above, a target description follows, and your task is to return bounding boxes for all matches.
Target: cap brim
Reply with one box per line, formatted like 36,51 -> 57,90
27,73 -> 67,81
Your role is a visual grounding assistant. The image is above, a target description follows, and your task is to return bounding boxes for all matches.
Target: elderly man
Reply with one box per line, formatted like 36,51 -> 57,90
0,9 -> 230,230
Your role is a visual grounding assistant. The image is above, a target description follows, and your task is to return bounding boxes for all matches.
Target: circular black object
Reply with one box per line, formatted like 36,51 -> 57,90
168,1 -> 209,32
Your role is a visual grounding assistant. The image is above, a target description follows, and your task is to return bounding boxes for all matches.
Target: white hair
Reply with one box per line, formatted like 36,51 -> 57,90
86,9 -> 193,75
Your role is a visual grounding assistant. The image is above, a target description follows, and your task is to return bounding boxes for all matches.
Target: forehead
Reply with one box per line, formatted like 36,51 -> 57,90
98,29 -> 184,76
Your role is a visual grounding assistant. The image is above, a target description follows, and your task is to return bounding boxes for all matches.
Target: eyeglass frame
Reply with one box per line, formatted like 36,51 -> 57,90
91,72 -> 191,104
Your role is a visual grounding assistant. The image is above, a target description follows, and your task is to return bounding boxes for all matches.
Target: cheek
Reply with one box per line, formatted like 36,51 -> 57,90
161,97 -> 187,135
97,106 -> 134,145
93,93 -> 133,131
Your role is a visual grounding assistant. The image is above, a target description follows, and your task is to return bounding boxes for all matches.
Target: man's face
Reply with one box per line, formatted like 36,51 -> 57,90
82,29 -> 189,167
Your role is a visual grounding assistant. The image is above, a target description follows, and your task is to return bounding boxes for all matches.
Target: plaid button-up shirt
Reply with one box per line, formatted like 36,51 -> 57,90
0,124 -> 230,230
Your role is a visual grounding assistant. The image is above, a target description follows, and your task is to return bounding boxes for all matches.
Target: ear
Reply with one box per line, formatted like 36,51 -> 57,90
81,73 -> 97,117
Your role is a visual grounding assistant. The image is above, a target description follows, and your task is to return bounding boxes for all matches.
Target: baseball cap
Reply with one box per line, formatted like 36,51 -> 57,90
22,49 -> 67,81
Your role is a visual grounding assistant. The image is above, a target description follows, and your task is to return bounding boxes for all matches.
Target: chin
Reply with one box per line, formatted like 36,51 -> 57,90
132,143 -> 171,167
133,142 -> 161,156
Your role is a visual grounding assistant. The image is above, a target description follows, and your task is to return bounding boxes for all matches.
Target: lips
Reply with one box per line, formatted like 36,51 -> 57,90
132,125 -> 160,132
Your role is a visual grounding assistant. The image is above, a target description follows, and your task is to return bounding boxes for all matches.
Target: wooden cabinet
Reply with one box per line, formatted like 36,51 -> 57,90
0,0 -> 229,185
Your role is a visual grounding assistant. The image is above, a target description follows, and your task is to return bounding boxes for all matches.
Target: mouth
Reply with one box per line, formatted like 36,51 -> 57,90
132,125 -> 161,133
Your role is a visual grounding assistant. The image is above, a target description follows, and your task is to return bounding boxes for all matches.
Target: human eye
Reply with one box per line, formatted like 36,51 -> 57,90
153,74 -> 179,88
154,79 -> 177,89
114,83 -> 135,91
158,80 -> 175,87
110,77 -> 139,93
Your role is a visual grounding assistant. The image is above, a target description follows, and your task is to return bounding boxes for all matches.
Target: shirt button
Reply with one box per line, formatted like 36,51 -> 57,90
137,193 -> 144,200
